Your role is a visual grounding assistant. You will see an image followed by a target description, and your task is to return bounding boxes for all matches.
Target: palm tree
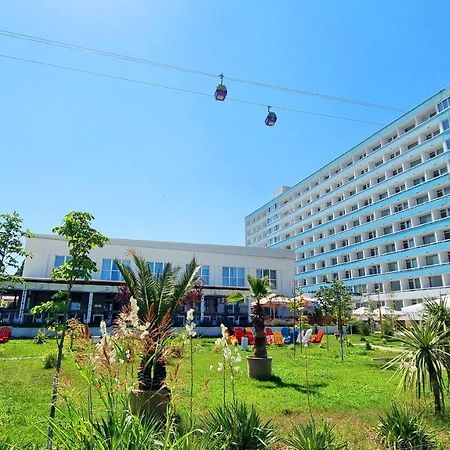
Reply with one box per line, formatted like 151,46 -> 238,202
115,251 -> 199,392
387,316 -> 450,415
229,274 -> 271,359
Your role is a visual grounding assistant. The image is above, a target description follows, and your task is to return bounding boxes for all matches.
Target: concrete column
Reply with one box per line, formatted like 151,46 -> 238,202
18,289 -> 27,324
200,295 -> 205,321
86,292 -> 94,324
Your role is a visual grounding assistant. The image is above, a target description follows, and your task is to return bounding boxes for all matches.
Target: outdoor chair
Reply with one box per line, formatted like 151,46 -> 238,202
309,329 -> 325,344
264,327 -> 274,344
225,330 -> 238,345
297,328 -> 313,346
245,327 -> 255,345
280,327 -> 291,344
0,326 -> 12,344
273,331 -> 284,346
234,327 -> 245,344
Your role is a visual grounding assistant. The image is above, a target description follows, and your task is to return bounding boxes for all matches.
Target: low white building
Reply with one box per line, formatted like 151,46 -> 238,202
1,234 -> 294,328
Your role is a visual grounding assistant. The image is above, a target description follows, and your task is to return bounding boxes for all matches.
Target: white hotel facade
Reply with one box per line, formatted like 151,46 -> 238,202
0,235 -> 294,327
245,86 -> 450,309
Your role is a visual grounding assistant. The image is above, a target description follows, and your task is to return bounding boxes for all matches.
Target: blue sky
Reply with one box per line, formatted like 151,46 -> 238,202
1,1 -> 449,245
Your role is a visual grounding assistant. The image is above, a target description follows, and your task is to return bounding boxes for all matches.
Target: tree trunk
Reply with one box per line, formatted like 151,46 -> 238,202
138,351 -> 168,391
429,368 -> 443,415
338,318 -> 344,362
47,289 -> 71,450
253,303 -> 267,359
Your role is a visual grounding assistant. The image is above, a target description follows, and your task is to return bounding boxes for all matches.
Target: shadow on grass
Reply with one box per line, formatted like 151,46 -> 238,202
256,375 -> 327,396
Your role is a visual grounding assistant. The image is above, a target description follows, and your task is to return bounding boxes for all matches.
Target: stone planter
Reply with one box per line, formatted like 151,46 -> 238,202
247,356 -> 272,379
130,387 -> 170,417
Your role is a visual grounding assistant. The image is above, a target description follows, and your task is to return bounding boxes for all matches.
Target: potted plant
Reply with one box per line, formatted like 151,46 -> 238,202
228,275 -> 272,379
115,251 -> 199,416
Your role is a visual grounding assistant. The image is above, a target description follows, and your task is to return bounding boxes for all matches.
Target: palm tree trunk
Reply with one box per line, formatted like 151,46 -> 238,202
253,303 -> 267,359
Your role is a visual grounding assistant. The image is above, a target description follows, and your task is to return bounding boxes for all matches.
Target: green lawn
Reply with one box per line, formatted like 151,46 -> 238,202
0,336 -> 449,449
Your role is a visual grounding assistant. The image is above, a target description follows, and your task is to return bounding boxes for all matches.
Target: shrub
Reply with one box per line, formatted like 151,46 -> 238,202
34,329 -> 47,344
378,405 -> 439,449
365,342 -> 373,351
283,419 -> 348,450
381,317 -> 396,337
43,352 -> 59,369
359,321 -> 371,336
202,401 -> 276,450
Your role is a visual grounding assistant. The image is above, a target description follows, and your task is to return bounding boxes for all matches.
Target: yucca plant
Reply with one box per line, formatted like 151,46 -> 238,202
283,419 -> 348,450
378,404 -> 439,449
426,296 -> 450,387
202,401 -> 276,450
385,317 -> 450,415
116,252 -> 199,393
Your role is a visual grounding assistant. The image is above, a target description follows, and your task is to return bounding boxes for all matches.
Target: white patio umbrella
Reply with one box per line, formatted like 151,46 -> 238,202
371,306 -> 403,321
352,307 -> 371,320
401,298 -> 450,320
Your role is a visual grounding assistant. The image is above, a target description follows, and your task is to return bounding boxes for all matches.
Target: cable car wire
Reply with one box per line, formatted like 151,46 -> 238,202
0,29 -> 405,113
0,53 -> 384,126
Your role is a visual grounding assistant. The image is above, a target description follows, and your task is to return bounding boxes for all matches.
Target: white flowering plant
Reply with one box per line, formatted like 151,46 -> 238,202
212,324 -> 242,405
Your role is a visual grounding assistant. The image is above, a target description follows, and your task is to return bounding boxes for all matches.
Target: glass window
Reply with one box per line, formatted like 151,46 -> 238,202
101,259 -> 130,281
199,265 -> 210,285
408,278 -> 421,290
54,255 -> 72,268
387,262 -> 398,272
425,255 -> 439,266
416,195 -> 428,205
148,261 -> 167,276
422,234 -> 436,245
223,266 -> 245,287
429,275 -> 443,287
256,269 -> 277,288
437,97 -> 450,112
385,243 -> 396,253
410,158 -> 422,168
419,214 -> 432,224
405,258 -> 418,269
390,281 -> 401,291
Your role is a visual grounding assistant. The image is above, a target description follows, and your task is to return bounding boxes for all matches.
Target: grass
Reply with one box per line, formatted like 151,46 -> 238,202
0,336 -> 449,449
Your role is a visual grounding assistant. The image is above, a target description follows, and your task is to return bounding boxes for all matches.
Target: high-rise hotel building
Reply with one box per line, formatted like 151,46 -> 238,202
245,86 -> 450,309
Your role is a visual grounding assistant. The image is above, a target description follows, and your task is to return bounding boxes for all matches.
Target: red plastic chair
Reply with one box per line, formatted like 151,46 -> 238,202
264,327 -> 274,345
309,329 -> 325,344
0,326 -> 12,344
245,327 -> 255,345
234,327 -> 245,344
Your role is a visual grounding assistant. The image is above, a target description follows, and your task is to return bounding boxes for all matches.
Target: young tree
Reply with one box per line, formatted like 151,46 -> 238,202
0,211 -> 31,288
32,212 -> 108,449
316,280 -> 351,362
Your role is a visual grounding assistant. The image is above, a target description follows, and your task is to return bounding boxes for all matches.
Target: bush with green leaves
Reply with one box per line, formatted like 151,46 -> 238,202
283,419 -> 348,450
381,317 -> 396,337
365,341 -> 373,351
202,401 -> 276,450
378,404 -> 439,449
43,352 -> 59,369
34,329 -> 47,345
359,321 -> 371,336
